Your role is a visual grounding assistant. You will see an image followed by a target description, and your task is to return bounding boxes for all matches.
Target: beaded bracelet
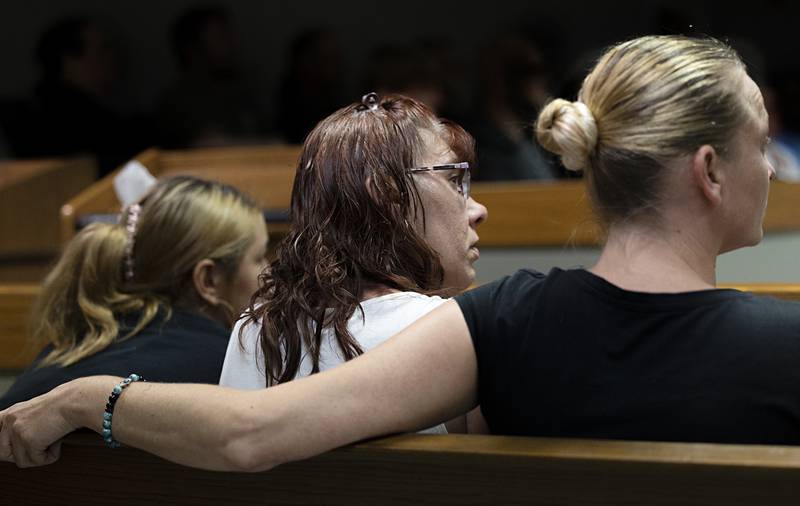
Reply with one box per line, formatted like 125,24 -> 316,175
102,374 -> 145,448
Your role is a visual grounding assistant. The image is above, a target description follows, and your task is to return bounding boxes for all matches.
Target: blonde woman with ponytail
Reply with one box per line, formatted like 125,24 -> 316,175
0,176 -> 267,409
7,36 -> 800,471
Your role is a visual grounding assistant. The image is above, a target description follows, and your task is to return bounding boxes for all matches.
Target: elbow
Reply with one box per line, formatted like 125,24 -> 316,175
223,442 -> 278,473
219,405 -> 280,473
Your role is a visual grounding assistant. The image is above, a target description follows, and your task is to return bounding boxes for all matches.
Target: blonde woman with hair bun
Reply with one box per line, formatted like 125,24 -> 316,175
6,36 -> 800,471
0,176 -> 268,410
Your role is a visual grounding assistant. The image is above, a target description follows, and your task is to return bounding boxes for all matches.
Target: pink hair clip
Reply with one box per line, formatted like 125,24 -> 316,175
123,204 -> 141,281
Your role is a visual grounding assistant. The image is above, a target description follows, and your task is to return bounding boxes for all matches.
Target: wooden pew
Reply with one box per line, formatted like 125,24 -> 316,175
469,180 -> 800,247
470,180 -> 600,246
719,284 -> 800,302
60,145 -> 301,243
0,156 -> 96,282
61,162 -> 800,249
2,282 -> 800,372
2,430 -> 800,505
0,284 -> 40,370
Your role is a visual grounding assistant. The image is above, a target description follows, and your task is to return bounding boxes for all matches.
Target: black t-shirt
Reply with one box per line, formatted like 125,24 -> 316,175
0,310 -> 230,410
455,268 -> 800,445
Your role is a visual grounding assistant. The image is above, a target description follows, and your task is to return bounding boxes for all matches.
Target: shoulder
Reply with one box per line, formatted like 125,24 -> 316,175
456,269 -> 549,311
347,293 -> 447,350
360,292 -> 446,320
453,269 -> 551,347
723,292 -> 800,327
220,313 -> 266,389
157,310 -> 230,341
228,312 -> 264,358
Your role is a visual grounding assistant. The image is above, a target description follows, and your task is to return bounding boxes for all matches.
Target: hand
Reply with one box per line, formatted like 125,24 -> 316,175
0,384 -> 77,467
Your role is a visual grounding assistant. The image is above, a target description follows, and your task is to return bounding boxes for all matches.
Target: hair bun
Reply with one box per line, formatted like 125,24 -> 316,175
535,99 -> 598,172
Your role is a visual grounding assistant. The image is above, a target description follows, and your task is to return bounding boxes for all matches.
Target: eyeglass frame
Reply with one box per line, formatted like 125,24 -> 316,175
407,162 -> 471,200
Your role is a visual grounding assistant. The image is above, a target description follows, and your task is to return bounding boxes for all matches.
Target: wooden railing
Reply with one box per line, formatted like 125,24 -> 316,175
2,430 -> 800,505
60,145 -> 301,243
2,283 -> 800,371
0,284 -> 40,369
0,156 -> 96,282
469,180 -> 800,247
56,148 -> 800,249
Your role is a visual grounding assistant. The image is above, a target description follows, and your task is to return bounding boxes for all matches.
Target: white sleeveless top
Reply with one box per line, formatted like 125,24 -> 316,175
219,292 -> 447,434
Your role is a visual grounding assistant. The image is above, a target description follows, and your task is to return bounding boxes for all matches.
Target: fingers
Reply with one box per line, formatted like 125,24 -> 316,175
1,406 -> 62,468
0,411 -> 13,463
7,411 -> 33,468
8,426 -> 32,468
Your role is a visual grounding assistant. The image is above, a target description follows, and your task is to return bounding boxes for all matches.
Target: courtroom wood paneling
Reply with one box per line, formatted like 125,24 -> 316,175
58,151 -> 800,249
2,431 -> 800,505
60,145 -> 301,243
0,257 -> 52,283
720,283 -> 800,301
470,180 -> 601,247
0,284 -> 41,369
762,182 -> 800,233
0,157 -> 96,282
1,284 -> 799,371
470,180 -> 800,247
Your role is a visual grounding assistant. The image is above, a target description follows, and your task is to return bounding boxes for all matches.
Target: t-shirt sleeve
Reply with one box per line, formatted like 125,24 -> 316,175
455,270 -> 546,358
455,279 -> 504,362
454,269 -> 547,428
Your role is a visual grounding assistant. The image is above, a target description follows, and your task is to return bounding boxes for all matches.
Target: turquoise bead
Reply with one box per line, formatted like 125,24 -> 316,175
103,412 -> 112,421
113,385 -> 122,395
103,420 -> 111,429
102,429 -> 112,437
130,374 -> 140,381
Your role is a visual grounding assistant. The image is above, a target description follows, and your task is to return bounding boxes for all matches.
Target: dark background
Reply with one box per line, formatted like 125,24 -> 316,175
1,0 -> 798,174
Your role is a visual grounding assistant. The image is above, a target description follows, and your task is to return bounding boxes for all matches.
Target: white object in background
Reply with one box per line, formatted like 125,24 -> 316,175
767,141 -> 800,182
113,160 -> 157,207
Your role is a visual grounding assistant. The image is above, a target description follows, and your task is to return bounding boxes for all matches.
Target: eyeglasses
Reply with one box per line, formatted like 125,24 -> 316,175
408,162 -> 471,200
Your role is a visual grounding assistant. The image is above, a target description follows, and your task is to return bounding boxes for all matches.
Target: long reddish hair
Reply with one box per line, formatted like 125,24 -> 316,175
241,94 -> 475,385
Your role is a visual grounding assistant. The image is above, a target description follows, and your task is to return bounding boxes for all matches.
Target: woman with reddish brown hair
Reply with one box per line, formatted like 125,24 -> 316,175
218,92 -> 487,432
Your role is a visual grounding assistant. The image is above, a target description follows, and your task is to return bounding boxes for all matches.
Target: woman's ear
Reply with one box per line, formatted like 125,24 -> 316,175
192,259 -> 224,306
691,144 -> 723,207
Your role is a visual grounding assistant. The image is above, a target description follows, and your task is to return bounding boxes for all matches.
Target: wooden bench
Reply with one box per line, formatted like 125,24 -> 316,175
469,180 -> 800,247
61,145 -> 302,243
0,284 -> 40,370
61,157 -> 800,249
2,282 -> 800,371
0,157 -> 96,282
2,430 -> 800,505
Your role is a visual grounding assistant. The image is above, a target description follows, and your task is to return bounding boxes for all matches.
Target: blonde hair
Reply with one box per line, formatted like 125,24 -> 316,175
32,176 -> 264,368
536,35 -> 750,225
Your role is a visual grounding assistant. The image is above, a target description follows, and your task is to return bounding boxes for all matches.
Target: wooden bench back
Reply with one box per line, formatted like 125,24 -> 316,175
57,148 -> 800,249
0,284 -> 41,369
2,282 -> 800,370
0,157 -> 96,282
2,431 -> 800,505
60,145 -> 301,243
469,180 -> 800,247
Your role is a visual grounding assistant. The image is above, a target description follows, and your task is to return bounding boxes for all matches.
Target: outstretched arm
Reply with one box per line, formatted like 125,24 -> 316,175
1,301 -> 478,471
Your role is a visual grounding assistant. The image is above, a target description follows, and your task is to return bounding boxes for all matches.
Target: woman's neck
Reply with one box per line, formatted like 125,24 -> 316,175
590,221 -> 719,293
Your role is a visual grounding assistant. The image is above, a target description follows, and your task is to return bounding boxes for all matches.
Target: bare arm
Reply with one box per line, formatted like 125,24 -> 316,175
1,301 -> 478,471
466,407 -> 491,434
